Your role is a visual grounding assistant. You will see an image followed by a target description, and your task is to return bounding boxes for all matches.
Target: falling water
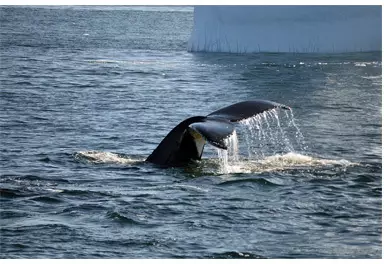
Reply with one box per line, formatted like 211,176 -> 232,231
216,108 -> 307,174
216,131 -> 242,174
239,108 -> 307,158
285,108 -> 307,150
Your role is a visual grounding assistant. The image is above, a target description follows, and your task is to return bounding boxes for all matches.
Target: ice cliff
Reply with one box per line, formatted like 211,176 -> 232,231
187,6 -> 382,53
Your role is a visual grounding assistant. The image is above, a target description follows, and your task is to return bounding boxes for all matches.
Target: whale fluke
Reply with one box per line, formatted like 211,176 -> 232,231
146,100 -> 290,167
190,118 -> 235,150
208,100 -> 290,122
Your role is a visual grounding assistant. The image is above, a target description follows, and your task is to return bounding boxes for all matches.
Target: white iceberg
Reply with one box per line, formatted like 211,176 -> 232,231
187,6 -> 382,53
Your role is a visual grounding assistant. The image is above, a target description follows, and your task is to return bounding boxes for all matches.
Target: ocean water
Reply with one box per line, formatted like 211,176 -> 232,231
0,6 -> 382,259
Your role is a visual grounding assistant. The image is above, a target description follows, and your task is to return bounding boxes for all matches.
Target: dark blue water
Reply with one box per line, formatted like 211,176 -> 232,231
0,6 -> 382,258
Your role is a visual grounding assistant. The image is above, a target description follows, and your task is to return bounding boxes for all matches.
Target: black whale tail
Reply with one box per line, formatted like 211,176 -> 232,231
146,100 -> 290,167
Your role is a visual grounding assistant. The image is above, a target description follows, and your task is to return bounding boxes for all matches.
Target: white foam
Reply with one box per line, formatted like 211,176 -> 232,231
45,188 -> 64,193
75,151 -> 143,164
361,75 -> 382,80
258,152 -> 357,168
212,152 -> 357,175
355,62 -> 367,67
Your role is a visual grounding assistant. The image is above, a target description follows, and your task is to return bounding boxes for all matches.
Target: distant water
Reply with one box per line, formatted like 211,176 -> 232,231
0,6 -> 381,259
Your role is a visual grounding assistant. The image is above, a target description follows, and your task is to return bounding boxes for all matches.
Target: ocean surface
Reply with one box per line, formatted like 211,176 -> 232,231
0,6 -> 382,259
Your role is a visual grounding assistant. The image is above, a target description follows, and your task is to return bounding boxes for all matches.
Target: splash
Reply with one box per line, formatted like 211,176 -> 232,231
216,132 -> 247,174
238,108 -> 307,158
284,109 -> 307,151
215,108 -> 313,174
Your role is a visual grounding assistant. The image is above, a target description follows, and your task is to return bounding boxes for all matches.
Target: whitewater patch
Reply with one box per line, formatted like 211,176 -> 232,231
74,151 -> 145,164
73,150 -> 357,176
213,152 -> 358,175
256,152 -> 356,169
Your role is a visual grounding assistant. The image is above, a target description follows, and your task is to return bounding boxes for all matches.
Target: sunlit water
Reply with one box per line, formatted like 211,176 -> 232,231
0,6 -> 382,258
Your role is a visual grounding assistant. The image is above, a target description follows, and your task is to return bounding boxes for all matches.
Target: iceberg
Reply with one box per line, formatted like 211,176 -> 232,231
187,6 -> 382,53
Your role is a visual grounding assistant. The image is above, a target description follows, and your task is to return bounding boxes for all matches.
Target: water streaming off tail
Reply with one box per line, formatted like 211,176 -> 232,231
216,109 -> 309,173
216,131 -> 243,174
239,108 -> 307,158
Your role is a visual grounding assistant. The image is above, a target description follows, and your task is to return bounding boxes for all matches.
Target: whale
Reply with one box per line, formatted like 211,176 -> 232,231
146,100 -> 290,167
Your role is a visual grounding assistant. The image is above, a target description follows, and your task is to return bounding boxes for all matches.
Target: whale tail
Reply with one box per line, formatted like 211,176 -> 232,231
146,100 -> 290,167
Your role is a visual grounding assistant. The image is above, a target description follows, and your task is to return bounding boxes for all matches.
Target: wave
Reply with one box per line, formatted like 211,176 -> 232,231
218,177 -> 281,186
361,75 -> 382,80
106,211 -> 146,226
